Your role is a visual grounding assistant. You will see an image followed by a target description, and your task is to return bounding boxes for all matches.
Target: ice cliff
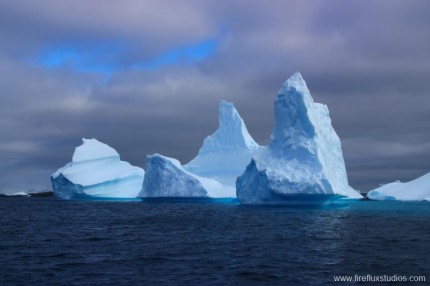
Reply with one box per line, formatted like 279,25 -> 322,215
51,138 -> 144,199
367,172 -> 430,201
236,72 -> 362,204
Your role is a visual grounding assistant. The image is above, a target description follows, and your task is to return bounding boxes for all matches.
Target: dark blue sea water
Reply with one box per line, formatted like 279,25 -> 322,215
1,198 -> 429,285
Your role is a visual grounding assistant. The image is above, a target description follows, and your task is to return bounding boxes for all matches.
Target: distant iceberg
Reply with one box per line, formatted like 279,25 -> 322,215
51,138 -> 145,199
367,172 -> 430,201
3,191 -> 29,197
236,72 -> 362,205
139,154 -> 234,198
184,100 -> 262,187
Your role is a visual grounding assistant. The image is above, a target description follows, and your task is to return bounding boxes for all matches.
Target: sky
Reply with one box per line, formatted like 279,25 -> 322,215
0,0 -> 429,194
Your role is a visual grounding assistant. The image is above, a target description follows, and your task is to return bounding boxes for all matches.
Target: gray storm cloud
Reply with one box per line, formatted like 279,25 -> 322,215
0,0 -> 429,193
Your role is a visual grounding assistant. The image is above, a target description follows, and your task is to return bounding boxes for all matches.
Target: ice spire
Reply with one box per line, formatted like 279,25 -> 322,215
236,72 -> 362,204
184,100 -> 261,187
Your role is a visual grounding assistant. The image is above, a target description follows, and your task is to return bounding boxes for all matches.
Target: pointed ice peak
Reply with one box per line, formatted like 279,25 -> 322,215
219,99 -> 233,108
219,100 -> 235,119
184,101 -> 261,186
218,100 -> 243,131
270,72 -> 317,150
279,71 -> 309,98
200,100 -> 259,152
288,71 -> 304,83
72,138 -> 119,162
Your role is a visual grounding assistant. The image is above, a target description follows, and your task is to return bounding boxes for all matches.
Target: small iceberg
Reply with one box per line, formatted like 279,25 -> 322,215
367,172 -> 430,201
51,138 -> 145,200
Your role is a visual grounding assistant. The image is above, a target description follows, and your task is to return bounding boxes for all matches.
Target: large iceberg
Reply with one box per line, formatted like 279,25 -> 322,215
140,154 -> 234,198
184,100 -> 261,186
140,100 -> 258,198
367,172 -> 430,201
51,138 -> 145,199
236,72 -> 362,204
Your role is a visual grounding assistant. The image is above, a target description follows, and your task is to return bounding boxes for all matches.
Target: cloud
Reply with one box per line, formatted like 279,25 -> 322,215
0,0 -> 429,193
0,141 -> 41,154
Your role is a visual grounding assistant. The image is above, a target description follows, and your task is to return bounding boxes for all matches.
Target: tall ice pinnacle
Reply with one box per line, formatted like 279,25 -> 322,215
198,100 -> 260,153
236,72 -> 362,204
184,100 -> 261,187
269,72 -> 316,153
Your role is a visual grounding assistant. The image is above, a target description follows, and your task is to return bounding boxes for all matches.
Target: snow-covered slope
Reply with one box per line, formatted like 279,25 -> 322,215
236,72 -> 362,204
367,172 -> 430,201
184,100 -> 261,186
140,154 -> 235,198
51,138 -> 145,199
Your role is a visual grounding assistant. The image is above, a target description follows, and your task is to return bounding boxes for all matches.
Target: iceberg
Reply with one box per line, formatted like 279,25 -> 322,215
236,72 -> 362,205
51,138 -> 145,199
184,100 -> 261,186
367,172 -> 430,201
140,154 -> 235,198
140,100 -> 257,198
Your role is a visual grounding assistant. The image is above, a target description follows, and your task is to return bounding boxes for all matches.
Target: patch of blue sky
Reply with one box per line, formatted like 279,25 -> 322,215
38,46 -> 83,68
182,39 -> 217,61
35,41 -> 124,76
131,39 -> 218,71
33,38 -> 218,75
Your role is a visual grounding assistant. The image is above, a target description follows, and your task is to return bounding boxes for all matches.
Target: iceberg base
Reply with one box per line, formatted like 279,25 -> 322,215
239,193 -> 347,206
141,197 -> 239,204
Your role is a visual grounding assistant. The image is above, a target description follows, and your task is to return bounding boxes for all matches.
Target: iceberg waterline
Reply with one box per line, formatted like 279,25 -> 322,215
49,73 -> 427,202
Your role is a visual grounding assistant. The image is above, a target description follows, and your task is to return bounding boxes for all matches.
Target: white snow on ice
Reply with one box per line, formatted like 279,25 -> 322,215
367,172 -> 430,201
51,138 -> 144,199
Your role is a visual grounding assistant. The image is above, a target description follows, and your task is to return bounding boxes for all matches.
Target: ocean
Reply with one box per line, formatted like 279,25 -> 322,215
0,197 -> 429,285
